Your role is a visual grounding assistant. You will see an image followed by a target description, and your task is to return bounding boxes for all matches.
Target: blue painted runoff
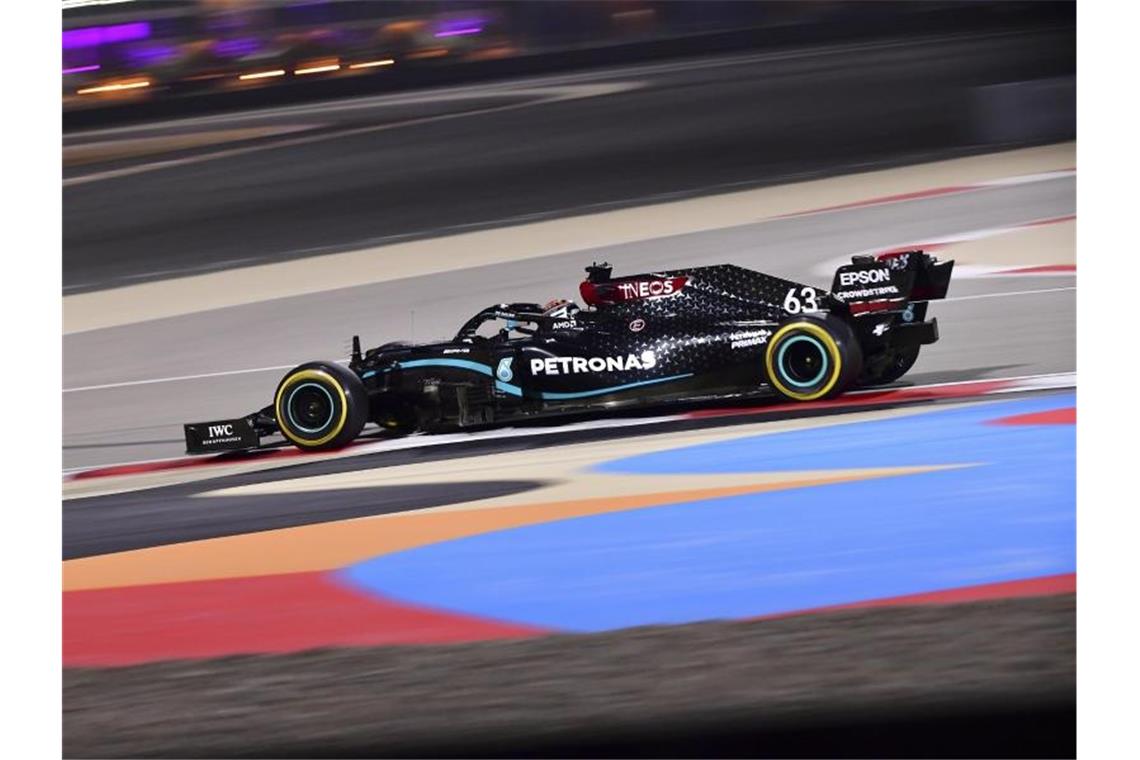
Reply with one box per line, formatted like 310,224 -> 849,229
338,393 -> 1075,632
596,392 -> 1073,473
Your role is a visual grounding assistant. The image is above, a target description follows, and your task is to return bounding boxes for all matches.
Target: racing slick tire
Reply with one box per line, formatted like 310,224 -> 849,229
858,345 -> 921,387
274,362 -> 369,451
765,315 -> 862,402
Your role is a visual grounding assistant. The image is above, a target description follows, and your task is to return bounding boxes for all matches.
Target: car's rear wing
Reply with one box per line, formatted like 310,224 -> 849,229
830,250 -> 953,316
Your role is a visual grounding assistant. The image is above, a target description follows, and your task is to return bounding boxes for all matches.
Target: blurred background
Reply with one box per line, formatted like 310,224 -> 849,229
63,0 -> 1073,119
62,0 -> 1074,293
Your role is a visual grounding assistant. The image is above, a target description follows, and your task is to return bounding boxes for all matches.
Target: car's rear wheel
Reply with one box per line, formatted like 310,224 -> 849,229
274,362 -> 368,451
765,315 -> 862,401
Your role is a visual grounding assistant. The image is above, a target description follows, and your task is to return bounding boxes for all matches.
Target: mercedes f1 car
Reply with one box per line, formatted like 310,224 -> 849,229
184,251 -> 952,454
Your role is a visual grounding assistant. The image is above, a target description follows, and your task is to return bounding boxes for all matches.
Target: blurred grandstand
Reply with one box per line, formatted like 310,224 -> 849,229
63,0 -> 1070,118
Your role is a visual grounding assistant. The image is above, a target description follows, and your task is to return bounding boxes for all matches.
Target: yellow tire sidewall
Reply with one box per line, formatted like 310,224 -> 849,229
764,321 -> 844,401
275,369 -> 349,448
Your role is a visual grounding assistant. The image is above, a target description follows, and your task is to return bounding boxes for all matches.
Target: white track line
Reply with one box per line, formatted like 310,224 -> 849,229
63,360 -> 348,393
63,288 -> 1075,394
862,371 -> 1075,392
972,169 -> 1075,188
935,286 -> 1075,304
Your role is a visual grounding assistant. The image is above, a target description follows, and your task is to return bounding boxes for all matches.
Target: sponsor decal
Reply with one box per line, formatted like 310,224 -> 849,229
616,277 -> 686,300
208,423 -> 234,438
530,351 -> 657,376
495,357 -> 514,382
834,284 -> 902,301
442,348 -> 470,354
839,268 -> 892,287
203,435 -> 244,445
629,318 -> 646,333
551,319 -> 578,330
581,276 -> 688,306
730,329 -> 773,349
872,322 -> 890,337
190,419 -> 258,449
901,304 -> 916,323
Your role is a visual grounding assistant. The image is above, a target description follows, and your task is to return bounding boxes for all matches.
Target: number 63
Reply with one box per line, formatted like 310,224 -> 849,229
783,287 -> 820,313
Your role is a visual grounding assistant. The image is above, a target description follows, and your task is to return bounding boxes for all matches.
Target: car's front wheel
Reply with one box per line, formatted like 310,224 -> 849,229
274,362 -> 369,451
764,315 -> 862,402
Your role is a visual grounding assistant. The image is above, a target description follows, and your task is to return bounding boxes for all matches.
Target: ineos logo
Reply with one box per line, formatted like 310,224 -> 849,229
208,424 -> 234,437
615,277 -> 685,299
629,318 -> 646,332
839,268 -> 891,286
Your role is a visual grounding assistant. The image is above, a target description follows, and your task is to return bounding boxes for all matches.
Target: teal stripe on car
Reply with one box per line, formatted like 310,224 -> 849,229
494,380 -> 523,396
362,361 -> 688,400
540,373 -> 693,400
362,358 -> 493,379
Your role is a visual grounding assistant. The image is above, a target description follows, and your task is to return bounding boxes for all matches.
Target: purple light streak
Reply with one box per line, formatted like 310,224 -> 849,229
63,64 -> 101,75
63,22 -> 150,50
435,26 -> 482,38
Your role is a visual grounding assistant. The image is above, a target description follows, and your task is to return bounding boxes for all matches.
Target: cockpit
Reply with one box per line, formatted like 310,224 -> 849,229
454,300 -> 584,344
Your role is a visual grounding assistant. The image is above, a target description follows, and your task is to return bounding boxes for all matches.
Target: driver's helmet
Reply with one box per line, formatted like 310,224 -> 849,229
542,298 -> 580,319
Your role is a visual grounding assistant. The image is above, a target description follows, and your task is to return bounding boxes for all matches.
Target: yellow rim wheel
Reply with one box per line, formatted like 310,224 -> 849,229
275,369 -> 349,447
764,321 -> 843,401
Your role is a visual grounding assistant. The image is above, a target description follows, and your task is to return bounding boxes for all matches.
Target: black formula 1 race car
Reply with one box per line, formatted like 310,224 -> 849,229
185,252 -> 952,454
